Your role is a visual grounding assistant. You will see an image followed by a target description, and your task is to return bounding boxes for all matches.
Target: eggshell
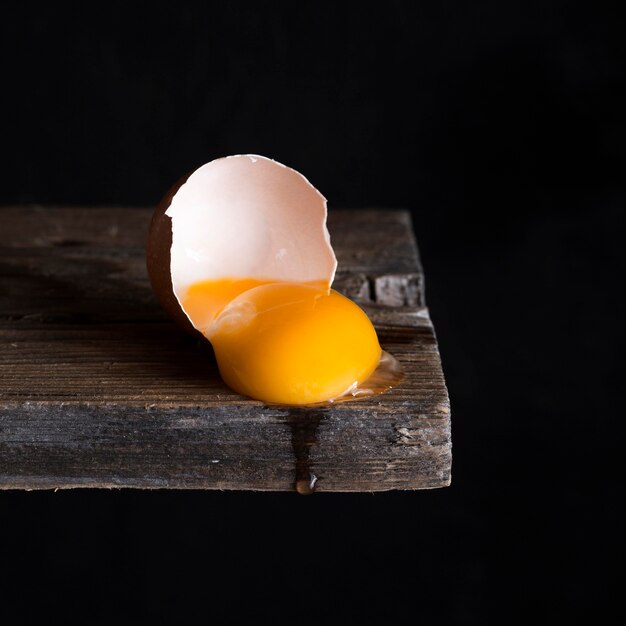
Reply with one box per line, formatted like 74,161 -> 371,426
146,172 -> 196,334
146,155 -> 337,333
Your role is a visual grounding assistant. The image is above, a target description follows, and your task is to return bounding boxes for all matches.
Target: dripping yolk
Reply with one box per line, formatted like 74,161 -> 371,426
182,280 -> 382,405
183,278 -> 277,332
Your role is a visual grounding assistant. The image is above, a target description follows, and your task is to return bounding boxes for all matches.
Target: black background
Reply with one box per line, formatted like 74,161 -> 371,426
1,1 -> 623,623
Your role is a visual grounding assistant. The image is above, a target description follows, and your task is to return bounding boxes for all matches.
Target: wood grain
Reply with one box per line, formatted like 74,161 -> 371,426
0,207 -> 451,492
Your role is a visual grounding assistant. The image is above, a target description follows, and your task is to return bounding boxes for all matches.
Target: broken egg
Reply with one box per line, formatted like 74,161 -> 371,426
147,154 -> 401,405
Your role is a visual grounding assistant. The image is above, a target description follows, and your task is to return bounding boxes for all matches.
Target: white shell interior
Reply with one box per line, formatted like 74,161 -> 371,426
166,154 -> 338,328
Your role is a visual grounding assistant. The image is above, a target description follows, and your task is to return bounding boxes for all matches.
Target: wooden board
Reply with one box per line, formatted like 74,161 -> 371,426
0,207 -> 451,492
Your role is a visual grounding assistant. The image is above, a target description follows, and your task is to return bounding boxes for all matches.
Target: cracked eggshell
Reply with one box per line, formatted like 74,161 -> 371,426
146,154 -> 338,334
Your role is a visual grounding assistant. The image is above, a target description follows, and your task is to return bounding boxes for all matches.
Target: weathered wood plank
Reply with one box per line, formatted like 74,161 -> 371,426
0,207 -> 450,491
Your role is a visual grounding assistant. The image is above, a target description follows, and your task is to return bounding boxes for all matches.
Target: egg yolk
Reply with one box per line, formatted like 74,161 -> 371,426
182,281 -> 382,405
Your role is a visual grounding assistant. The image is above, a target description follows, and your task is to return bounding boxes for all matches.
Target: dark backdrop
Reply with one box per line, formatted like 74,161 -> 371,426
1,2 -> 623,623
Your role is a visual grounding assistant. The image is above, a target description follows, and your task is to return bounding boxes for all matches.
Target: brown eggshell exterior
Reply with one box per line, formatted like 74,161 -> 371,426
146,173 -> 200,336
